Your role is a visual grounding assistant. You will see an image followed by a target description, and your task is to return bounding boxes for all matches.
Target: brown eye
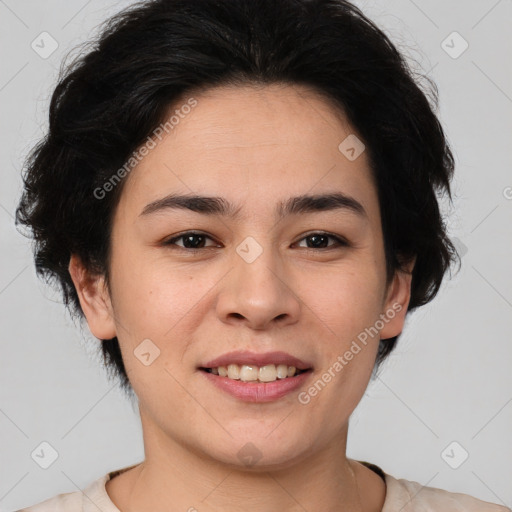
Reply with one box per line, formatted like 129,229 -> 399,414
295,232 -> 348,249
164,232 -> 219,250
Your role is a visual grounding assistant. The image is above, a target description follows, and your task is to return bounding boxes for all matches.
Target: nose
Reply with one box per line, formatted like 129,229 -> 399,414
215,242 -> 301,330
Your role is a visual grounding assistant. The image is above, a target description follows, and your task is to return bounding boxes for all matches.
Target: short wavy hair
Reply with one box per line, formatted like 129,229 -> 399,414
16,0 -> 459,395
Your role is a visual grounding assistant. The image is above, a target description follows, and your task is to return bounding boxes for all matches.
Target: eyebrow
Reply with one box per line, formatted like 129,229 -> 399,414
139,192 -> 367,221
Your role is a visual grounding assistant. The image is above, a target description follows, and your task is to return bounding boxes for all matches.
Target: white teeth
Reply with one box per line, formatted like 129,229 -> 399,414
276,365 -> 289,379
259,364 -> 280,382
208,363 -> 302,382
227,364 -> 241,380
239,365 -> 258,381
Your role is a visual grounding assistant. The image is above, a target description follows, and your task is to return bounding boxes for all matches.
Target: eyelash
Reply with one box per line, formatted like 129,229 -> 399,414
162,231 -> 349,251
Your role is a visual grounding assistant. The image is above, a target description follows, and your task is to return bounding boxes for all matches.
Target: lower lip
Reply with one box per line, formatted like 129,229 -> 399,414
199,369 -> 313,402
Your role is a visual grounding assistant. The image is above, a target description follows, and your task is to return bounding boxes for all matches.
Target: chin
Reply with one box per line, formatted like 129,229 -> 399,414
202,434 -> 313,471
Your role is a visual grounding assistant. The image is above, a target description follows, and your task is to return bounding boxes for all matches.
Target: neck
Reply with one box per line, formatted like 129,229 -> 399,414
106,408 -> 385,512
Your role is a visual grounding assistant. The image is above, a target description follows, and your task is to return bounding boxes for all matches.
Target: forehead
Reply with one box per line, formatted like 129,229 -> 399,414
164,83 -> 357,156
117,83 -> 379,223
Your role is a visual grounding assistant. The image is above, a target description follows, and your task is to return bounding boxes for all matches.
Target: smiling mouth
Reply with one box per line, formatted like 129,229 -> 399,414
199,365 -> 312,383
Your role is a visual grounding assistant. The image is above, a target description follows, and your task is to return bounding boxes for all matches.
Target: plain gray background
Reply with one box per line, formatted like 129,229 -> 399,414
1,0 -> 511,510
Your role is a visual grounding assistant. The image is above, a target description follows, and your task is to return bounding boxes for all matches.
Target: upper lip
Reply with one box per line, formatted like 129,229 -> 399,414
200,350 -> 313,371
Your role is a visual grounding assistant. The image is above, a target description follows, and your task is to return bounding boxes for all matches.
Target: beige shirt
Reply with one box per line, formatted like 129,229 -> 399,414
17,463 -> 510,512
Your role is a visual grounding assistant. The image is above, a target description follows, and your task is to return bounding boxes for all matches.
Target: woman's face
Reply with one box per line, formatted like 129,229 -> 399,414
72,83 -> 413,469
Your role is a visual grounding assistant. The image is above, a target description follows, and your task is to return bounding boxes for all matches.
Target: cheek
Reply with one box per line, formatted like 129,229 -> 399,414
110,255 -> 228,372
303,266 -> 384,386
111,265 -> 204,394
305,265 -> 383,335
108,252 -> 201,340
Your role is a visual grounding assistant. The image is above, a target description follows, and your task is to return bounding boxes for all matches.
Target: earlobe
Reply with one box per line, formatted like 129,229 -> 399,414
68,254 -> 117,340
379,256 -> 416,340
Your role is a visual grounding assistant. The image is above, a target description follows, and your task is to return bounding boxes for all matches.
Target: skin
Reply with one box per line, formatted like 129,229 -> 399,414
69,83 -> 415,512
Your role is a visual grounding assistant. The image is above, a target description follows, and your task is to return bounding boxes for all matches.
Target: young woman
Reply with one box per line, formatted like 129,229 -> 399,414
15,0 -> 509,510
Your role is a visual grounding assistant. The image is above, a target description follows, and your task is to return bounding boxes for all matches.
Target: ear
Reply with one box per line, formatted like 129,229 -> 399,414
68,254 -> 117,340
379,256 -> 416,340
